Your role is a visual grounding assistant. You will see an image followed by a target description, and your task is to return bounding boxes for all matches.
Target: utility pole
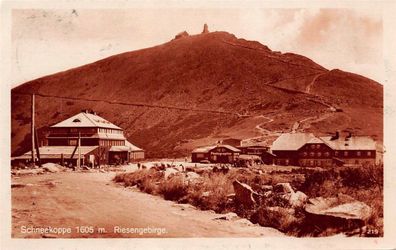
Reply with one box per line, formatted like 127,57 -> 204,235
31,94 -> 35,165
77,132 -> 81,169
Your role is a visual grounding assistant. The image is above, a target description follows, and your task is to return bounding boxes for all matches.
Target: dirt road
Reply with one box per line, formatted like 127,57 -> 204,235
11,172 -> 282,238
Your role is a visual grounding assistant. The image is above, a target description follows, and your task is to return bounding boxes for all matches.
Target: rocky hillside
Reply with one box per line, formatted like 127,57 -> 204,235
11,30 -> 383,157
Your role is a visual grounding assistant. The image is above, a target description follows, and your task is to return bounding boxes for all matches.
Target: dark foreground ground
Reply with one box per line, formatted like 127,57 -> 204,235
11,172 -> 282,238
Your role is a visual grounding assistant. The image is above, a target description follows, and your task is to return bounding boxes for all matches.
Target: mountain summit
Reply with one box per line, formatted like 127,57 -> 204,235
11,30 -> 383,157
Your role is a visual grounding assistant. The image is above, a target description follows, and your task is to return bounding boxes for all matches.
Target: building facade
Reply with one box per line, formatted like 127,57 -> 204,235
14,110 -> 144,166
271,132 -> 377,167
237,145 -> 274,164
192,144 -> 241,163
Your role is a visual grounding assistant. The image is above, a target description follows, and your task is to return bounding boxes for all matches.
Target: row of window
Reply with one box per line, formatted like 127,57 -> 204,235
69,128 -> 96,133
300,150 -> 372,157
309,144 -> 322,150
301,151 -> 331,157
98,128 -> 123,134
300,159 -> 333,167
334,151 -> 372,157
99,140 -> 125,146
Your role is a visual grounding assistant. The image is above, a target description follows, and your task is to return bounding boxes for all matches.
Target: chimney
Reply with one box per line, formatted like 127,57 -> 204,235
330,131 -> 339,141
345,131 -> 352,141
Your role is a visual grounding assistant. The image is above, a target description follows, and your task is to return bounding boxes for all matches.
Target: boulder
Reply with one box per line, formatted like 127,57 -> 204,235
42,163 -> 62,173
14,168 -> 44,175
185,171 -> 200,181
289,191 -> 308,208
273,183 -> 294,194
232,180 -> 258,208
164,168 -> 179,179
305,195 -> 372,231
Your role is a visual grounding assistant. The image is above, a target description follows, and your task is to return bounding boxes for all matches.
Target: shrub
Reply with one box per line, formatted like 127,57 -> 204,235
339,164 -> 383,189
256,206 -> 301,233
186,173 -> 234,212
159,175 -> 189,201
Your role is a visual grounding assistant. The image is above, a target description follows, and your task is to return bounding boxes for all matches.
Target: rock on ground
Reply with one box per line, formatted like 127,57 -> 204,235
232,180 -> 258,208
273,183 -> 294,194
304,195 -> 372,232
185,171 -> 200,182
42,163 -> 62,173
289,191 -> 308,208
164,168 -> 179,179
12,168 -> 45,176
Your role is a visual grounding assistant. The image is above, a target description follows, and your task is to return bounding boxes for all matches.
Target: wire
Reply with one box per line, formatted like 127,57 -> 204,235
12,91 -> 245,116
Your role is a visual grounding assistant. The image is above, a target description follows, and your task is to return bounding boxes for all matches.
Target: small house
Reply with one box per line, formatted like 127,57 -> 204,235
191,144 -> 241,163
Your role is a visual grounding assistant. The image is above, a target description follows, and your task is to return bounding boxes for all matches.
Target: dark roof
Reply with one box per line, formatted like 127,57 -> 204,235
192,144 -> 241,153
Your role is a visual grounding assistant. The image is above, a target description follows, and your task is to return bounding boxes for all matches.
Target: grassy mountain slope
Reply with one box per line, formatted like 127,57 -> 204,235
11,31 -> 383,157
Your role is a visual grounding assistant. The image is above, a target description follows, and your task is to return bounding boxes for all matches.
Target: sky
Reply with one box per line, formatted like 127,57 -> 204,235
11,8 -> 383,87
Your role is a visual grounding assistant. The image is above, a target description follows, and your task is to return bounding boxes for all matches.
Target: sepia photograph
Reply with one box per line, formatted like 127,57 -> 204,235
1,0 -> 396,249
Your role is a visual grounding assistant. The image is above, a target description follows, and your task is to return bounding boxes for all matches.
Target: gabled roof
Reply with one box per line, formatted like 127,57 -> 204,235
306,137 -> 324,144
51,112 -> 121,129
271,133 -> 317,151
320,136 -> 376,150
110,141 -> 144,152
125,140 -> 144,151
192,144 -> 241,153
192,145 -> 217,153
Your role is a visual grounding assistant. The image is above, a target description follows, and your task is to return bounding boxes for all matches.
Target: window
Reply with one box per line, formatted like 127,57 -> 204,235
317,152 -> 322,157
70,128 -> 78,133
324,152 -> 330,157
335,151 -> 339,156
367,151 -> 372,156
285,159 -> 289,166
310,145 -> 315,149
316,144 -> 321,149
303,152 -> 308,157
344,151 -> 349,157
72,118 -> 81,123
309,152 -> 314,157
357,151 -> 361,156
69,139 -> 77,146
